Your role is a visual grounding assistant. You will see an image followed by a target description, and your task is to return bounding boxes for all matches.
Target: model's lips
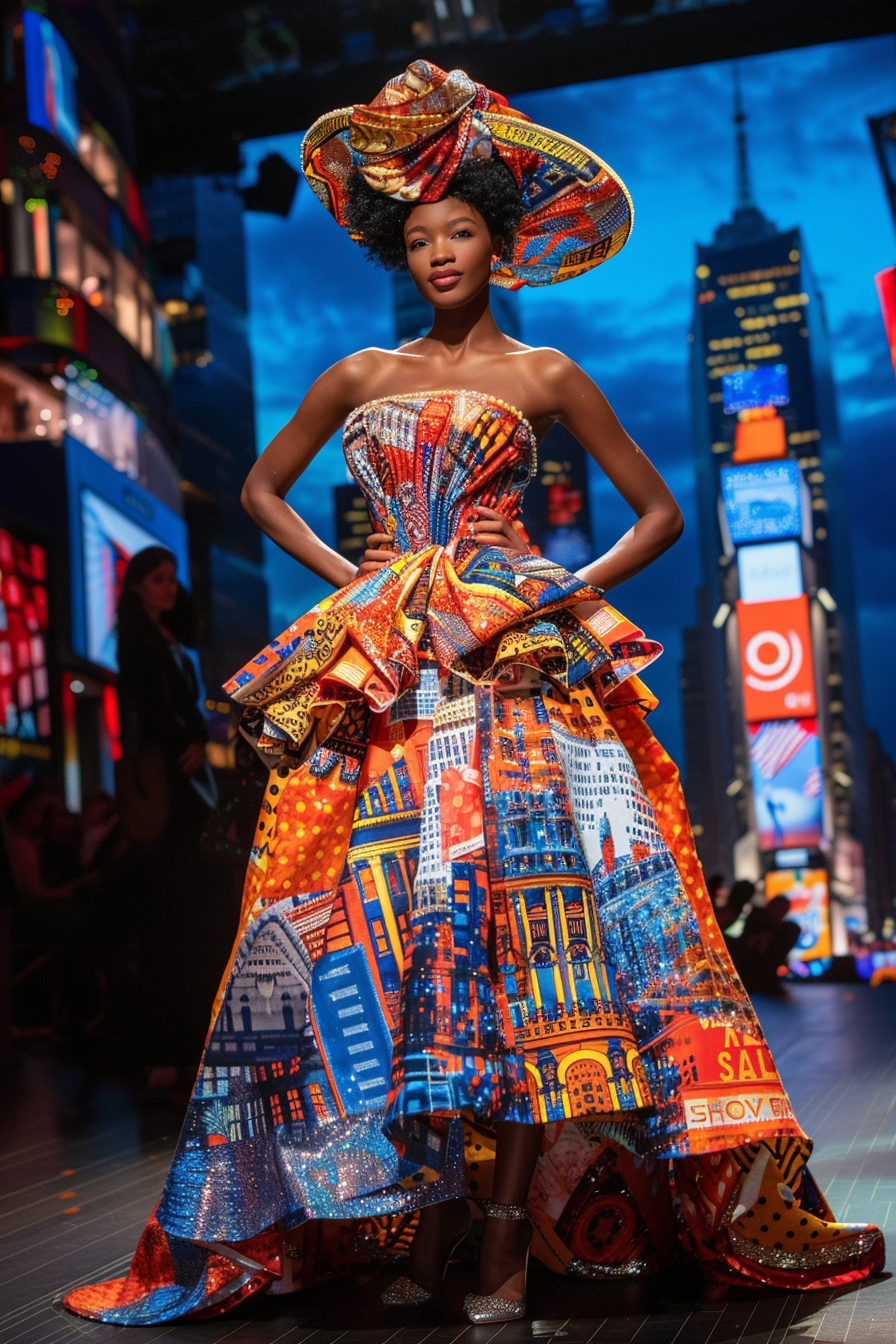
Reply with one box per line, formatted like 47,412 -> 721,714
430,271 -> 462,290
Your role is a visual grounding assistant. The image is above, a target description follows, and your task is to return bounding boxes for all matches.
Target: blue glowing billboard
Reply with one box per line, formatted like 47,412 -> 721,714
722,364 -> 790,415
23,11 -> 79,154
721,460 -> 803,545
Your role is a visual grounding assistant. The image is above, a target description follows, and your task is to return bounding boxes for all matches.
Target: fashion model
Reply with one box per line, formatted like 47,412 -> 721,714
66,62 -> 884,1326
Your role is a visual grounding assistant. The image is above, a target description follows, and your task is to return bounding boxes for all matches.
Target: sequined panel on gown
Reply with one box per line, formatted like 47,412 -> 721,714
65,390 -> 884,1324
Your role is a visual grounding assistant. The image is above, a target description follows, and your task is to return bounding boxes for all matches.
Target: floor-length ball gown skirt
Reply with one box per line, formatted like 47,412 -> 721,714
65,391 -> 884,1324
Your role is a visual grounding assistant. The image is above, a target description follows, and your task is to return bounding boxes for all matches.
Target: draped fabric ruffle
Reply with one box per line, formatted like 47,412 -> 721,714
224,539 -> 662,765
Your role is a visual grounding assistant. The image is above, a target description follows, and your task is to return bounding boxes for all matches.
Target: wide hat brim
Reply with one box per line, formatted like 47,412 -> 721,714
303,104 -> 633,290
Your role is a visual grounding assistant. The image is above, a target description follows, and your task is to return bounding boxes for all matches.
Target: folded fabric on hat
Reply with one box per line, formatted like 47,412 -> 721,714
348,62 -> 519,203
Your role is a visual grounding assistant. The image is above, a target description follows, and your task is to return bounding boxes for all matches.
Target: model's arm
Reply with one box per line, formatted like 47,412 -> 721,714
240,354 -> 381,589
540,354 -> 684,596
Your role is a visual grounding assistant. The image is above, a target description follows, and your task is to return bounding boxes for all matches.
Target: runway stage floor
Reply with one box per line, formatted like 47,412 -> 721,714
1,983 -> 894,1344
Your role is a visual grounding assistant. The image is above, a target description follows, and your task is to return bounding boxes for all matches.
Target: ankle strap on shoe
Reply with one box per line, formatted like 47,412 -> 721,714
485,1201 -> 529,1221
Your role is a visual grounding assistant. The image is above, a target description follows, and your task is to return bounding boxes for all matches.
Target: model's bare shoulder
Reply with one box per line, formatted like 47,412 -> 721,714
515,347 -> 592,418
298,347 -> 399,421
524,346 -> 580,383
324,348 -> 393,406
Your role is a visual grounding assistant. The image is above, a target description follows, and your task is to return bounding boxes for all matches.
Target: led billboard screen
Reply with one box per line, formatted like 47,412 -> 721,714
0,526 -> 51,755
721,461 -> 803,545
722,364 -> 790,415
749,718 -> 823,850
737,595 -> 817,721
765,868 -> 832,972
65,437 -> 189,672
23,11 -> 79,154
876,265 -> 896,377
80,489 -> 160,669
732,411 -> 788,464
737,540 -> 803,604
855,947 -> 896,983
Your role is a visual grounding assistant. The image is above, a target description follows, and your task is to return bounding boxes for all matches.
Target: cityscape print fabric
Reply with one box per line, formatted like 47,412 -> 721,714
64,390 -> 883,1324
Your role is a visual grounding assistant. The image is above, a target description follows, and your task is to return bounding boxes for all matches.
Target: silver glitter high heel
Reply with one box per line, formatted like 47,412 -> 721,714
380,1275 -> 437,1306
381,1199 -> 473,1306
464,1200 -> 532,1323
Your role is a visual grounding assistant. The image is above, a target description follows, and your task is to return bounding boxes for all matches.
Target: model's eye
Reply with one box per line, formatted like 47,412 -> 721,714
408,238 -> 427,250
452,229 -> 472,239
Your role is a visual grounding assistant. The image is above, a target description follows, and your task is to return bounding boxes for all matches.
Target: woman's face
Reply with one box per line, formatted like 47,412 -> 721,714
403,195 -> 498,308
133,560 -> 178,618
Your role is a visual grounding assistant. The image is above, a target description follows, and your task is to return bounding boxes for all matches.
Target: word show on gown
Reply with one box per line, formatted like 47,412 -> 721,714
65,389 -> 884,1324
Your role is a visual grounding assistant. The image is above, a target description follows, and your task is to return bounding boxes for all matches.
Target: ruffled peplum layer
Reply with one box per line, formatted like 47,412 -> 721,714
224,539 -> 663,761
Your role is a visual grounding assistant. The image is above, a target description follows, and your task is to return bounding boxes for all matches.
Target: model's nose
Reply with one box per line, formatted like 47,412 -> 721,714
430,241 -> 455,266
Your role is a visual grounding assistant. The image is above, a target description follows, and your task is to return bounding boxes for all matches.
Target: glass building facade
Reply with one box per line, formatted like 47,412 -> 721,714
0,2 -> 180,801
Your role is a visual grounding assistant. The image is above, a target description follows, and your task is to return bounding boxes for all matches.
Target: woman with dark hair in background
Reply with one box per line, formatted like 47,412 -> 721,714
67,62 -> 884,1326
115,546 -> 211,826
115,547 -> 216,1087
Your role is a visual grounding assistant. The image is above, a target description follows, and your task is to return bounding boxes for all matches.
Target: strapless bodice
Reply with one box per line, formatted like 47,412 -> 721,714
344,389 -> 536,551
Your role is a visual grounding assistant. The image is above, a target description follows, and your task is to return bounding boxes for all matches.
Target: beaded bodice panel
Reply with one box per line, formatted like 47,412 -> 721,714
343,389 -> 537,553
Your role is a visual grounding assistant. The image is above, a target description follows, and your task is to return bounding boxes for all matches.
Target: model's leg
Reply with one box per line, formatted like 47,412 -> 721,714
407,1197 -> 473,1291
476,1120 -> 543,1298
381,1197 -> 472,1303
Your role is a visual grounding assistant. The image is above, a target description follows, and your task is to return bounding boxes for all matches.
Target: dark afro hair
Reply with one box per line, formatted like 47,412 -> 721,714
343,155 -> 524,272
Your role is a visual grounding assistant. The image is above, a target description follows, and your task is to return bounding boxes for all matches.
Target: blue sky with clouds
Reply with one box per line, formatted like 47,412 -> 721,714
240,35 -> 896,765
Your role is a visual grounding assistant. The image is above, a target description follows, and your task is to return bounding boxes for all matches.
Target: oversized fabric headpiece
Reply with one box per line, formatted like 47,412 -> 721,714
303,60 -> 632,290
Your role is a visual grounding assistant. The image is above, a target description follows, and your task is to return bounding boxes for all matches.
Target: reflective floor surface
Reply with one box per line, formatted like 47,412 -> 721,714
1,983 -> 894,1344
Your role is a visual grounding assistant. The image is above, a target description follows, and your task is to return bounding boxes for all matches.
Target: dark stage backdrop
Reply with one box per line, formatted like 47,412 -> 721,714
239,36 -> 896,765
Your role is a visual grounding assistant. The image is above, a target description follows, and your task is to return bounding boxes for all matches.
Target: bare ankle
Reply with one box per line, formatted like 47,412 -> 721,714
477,1209 -> 532,1298
407,1198 -> 472,1292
